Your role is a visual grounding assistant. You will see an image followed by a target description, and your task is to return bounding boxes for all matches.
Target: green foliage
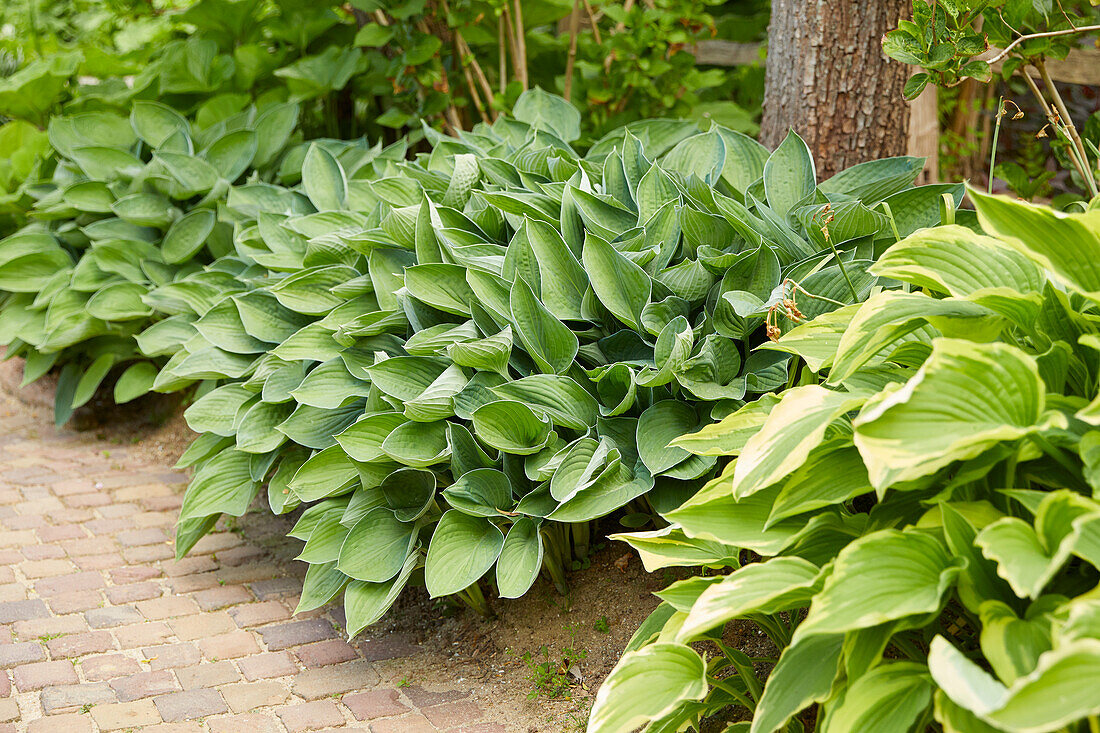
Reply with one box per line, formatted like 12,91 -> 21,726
0,100 -> 301,425
0,0 -> 763,145
0,87 -> 953,629
592,189 -> 1100,732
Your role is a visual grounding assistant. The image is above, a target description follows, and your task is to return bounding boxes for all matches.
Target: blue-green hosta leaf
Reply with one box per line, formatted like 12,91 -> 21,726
404,263 -> 475,316
336,413 -> 407,463
970,188 -> 1100,302
235,401 -> 293,454
822,662 -> 934,733
203,128 -> 257,182
582,233 -> 651,330
489,375 -> 598,431
70,146 -> 144,180
442,468 -> 513,517
113,362 -> 158,404
277,401 -> 364,450
637,400 -> 702,475
798,529 -> 963,636
178,448 -> 259,522
513,87 -> 581,142
234,291 -> 313,343
715,126 -> 770,193
588,643 -> 708,733
762,130 -> 816,217
854,339 -> 1046,489
472,400 -> 553,455
524,218 -> 588,320
184,383 -> 253,436
288,445 -> 358,502
548,437 -> 616,503
662,129 -> 726,185
295,562 -> 348,614
547,463 -> 653,523
110,193 -> 175,228
131,101 -> 190,148
273,323 -> 344,362
344,552 -> 419,638
163,209 -> 216,264
611,525 -> 740,575
379,467 -> 436,522
424,510 -> 505,597
71,354 -> 115,409
290,358 -> 372,409
509,276 -> 578,375
194,297 -> 270,354
297,510 -> 351,565
819,156 -> 924,203
337,506 -> 418,583
447,328 -> 512,376
302,144 -> 347,211
380,419 -> 451,467
733,385 -> 867,499
496,517 -> 543,599
269,265 -> 356,316
86,282 -> 152,321
368,356 -> 449,401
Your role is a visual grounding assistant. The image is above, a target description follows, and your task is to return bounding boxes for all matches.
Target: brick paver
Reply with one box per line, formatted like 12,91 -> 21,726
0,383 -> 508,730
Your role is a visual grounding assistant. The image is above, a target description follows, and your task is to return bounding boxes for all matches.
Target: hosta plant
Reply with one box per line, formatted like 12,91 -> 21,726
160,90 -> 956,632
590,190 -> 1100,733
0,100 -> 300,424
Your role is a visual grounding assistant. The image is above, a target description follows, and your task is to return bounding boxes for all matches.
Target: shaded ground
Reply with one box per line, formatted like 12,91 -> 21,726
0,360 -> 664,732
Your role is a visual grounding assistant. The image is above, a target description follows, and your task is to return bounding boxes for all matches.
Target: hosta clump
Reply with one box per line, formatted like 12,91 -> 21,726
0,100 -> 300,424
591,191 -> 1100,733
166,90 -> 956,633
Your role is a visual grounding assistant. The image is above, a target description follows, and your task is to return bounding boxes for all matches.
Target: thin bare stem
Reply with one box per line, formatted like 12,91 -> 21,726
989,96 -> 1005,193
1037,59 -> 1098,196
581,0 -> 602,45
986,24 -> 1100,64
439,0 -> 497,121
563,0 -> 581,102
1017,68 -> 1091,188
498,16 -> 507,94
373,10 -> 389,26
512,0 -> 529,90
502,5 -> 524,90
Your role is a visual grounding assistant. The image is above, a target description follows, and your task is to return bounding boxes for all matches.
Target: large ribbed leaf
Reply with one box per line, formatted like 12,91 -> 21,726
970,187 -> 1100,302
798,529 -> 962,636
424,510 -> 504,597
509,276 -> 578,375
853,339 -> 1045,489
588,643 -> 707,733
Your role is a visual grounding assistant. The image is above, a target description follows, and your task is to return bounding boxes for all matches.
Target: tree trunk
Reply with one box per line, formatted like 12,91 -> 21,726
761,0 -> 911,179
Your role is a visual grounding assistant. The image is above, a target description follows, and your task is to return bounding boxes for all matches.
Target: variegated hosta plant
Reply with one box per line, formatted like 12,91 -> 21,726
0,100 -> 301,424
591,190 -> 1100,733
158,90 -> 958,633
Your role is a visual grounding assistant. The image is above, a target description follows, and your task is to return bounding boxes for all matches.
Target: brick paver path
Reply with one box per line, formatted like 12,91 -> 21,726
0,394 -> 507,732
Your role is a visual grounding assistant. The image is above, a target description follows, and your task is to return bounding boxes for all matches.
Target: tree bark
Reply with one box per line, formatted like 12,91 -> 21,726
761,0 -> 911,179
